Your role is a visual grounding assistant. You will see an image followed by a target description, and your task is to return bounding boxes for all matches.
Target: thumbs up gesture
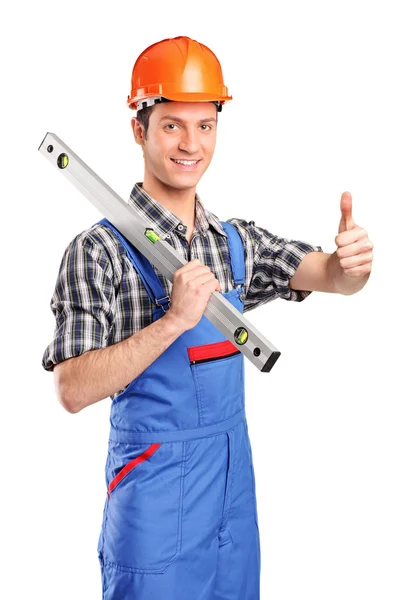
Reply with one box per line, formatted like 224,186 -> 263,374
334,192 -> 373,279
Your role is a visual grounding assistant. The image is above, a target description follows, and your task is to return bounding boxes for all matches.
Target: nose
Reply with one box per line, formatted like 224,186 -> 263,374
178,127 -> 200,155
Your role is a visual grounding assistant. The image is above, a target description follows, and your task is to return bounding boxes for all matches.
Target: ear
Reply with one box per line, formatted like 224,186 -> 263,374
131,117 -> 145,147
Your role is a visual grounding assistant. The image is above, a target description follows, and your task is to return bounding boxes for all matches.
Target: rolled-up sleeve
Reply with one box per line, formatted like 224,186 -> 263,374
41,232 -> 116,372
227,218 -> 324,312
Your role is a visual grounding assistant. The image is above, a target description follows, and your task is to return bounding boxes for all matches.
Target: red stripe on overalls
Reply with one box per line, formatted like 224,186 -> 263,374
187,339 -> 239,363
108,443 -> 161,498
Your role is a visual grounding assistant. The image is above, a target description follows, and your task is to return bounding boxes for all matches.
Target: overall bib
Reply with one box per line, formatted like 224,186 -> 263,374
95,218 -> 261,600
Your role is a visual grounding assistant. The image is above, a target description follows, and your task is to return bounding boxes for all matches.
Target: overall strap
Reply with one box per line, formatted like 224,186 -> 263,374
95,218 -> 245,305
220,221 -> 246,288
95,218 -> 170,312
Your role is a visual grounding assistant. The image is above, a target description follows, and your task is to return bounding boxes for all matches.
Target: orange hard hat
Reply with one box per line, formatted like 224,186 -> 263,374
127,36 -> 232,112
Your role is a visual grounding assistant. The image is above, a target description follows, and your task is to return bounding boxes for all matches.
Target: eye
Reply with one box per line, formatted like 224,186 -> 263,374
165,123 -> 178,131
200,124 -> 212,131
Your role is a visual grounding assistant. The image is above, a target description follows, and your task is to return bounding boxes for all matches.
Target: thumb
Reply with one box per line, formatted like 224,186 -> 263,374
339,191 -> 355,233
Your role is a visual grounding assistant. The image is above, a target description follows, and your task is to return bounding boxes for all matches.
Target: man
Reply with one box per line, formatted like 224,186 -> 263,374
41,36 -> 373,600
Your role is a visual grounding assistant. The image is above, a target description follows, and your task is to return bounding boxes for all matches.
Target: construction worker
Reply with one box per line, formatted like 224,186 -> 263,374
41,36 -> 373,600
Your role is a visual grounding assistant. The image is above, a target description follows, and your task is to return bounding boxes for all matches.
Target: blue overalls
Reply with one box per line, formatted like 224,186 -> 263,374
95,217 -> 261,599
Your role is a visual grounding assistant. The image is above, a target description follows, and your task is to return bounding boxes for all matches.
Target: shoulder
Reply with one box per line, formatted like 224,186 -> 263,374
84,221 -> 124,253
225,217 -> 256,234
224,217 -> 259,251
62,222 -> 127,284
225,217 -> 270,239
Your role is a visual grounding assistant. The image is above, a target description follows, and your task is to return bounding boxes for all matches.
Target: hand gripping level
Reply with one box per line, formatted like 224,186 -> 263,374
38,132 -> 281,372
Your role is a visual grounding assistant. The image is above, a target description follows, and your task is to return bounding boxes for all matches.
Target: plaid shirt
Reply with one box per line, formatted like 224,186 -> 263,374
42,182 -> 323,398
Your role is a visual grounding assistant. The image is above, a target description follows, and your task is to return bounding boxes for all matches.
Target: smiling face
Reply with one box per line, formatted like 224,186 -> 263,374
131,101 -> 218,196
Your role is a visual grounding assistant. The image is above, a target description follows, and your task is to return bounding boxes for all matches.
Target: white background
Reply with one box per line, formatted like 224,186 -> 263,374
1,1 -> 399,598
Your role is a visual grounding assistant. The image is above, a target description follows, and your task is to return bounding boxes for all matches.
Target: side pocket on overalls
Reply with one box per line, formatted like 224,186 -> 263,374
249,461 -> 259,529
102,440 -> 185,574
245,430 -> 259,529
97,450 -> 110,562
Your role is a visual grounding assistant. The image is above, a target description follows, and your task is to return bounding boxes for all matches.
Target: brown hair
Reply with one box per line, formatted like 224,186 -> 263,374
135,105 -> 157,140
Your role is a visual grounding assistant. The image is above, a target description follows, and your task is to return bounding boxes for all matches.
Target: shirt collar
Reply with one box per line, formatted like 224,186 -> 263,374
127,182 -> 227,238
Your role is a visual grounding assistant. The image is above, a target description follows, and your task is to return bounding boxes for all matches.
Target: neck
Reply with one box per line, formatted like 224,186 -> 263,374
141,172 -> 196,231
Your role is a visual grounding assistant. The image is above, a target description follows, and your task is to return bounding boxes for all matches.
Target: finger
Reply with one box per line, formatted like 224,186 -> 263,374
336,236 -> 373,259
184,272 -> 218,290
181,258 -> 206,273
178,263 -> 211,281
339,251 -> 373,270
335,226 -> 367,248
342,262 -> 373,277
340,191 -> 355,231
205,280 -> 221,295
192,272 -> 219,286
174,261 -> 198,280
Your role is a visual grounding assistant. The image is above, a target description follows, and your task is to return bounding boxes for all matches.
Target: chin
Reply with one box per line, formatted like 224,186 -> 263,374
165,174 -> 202,190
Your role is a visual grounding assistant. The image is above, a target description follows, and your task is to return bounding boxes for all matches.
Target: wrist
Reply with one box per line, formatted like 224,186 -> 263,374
328,251 -> 369,295
163,309 -> 187,335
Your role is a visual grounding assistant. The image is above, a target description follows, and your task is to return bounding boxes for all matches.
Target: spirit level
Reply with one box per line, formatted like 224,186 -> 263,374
38,132 -> 281,372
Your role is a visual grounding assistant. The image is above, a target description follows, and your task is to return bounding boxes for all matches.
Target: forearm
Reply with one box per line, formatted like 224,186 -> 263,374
327,251 -> 370,295
55,312 -> 185,413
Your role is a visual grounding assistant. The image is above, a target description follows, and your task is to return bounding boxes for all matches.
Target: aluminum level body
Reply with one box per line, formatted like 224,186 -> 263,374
38,132 -> 281,372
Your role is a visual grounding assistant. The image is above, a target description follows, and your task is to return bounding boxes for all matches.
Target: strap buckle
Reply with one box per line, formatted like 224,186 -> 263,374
155,295 -> 171,313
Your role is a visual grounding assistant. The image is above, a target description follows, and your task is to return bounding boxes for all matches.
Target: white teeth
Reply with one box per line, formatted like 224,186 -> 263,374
172,159 -> 198,165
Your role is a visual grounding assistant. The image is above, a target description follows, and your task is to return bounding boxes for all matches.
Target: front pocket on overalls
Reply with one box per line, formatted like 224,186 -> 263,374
188,340 -> 245,427
107,443 -> 161,497
102,440 -> 185,574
